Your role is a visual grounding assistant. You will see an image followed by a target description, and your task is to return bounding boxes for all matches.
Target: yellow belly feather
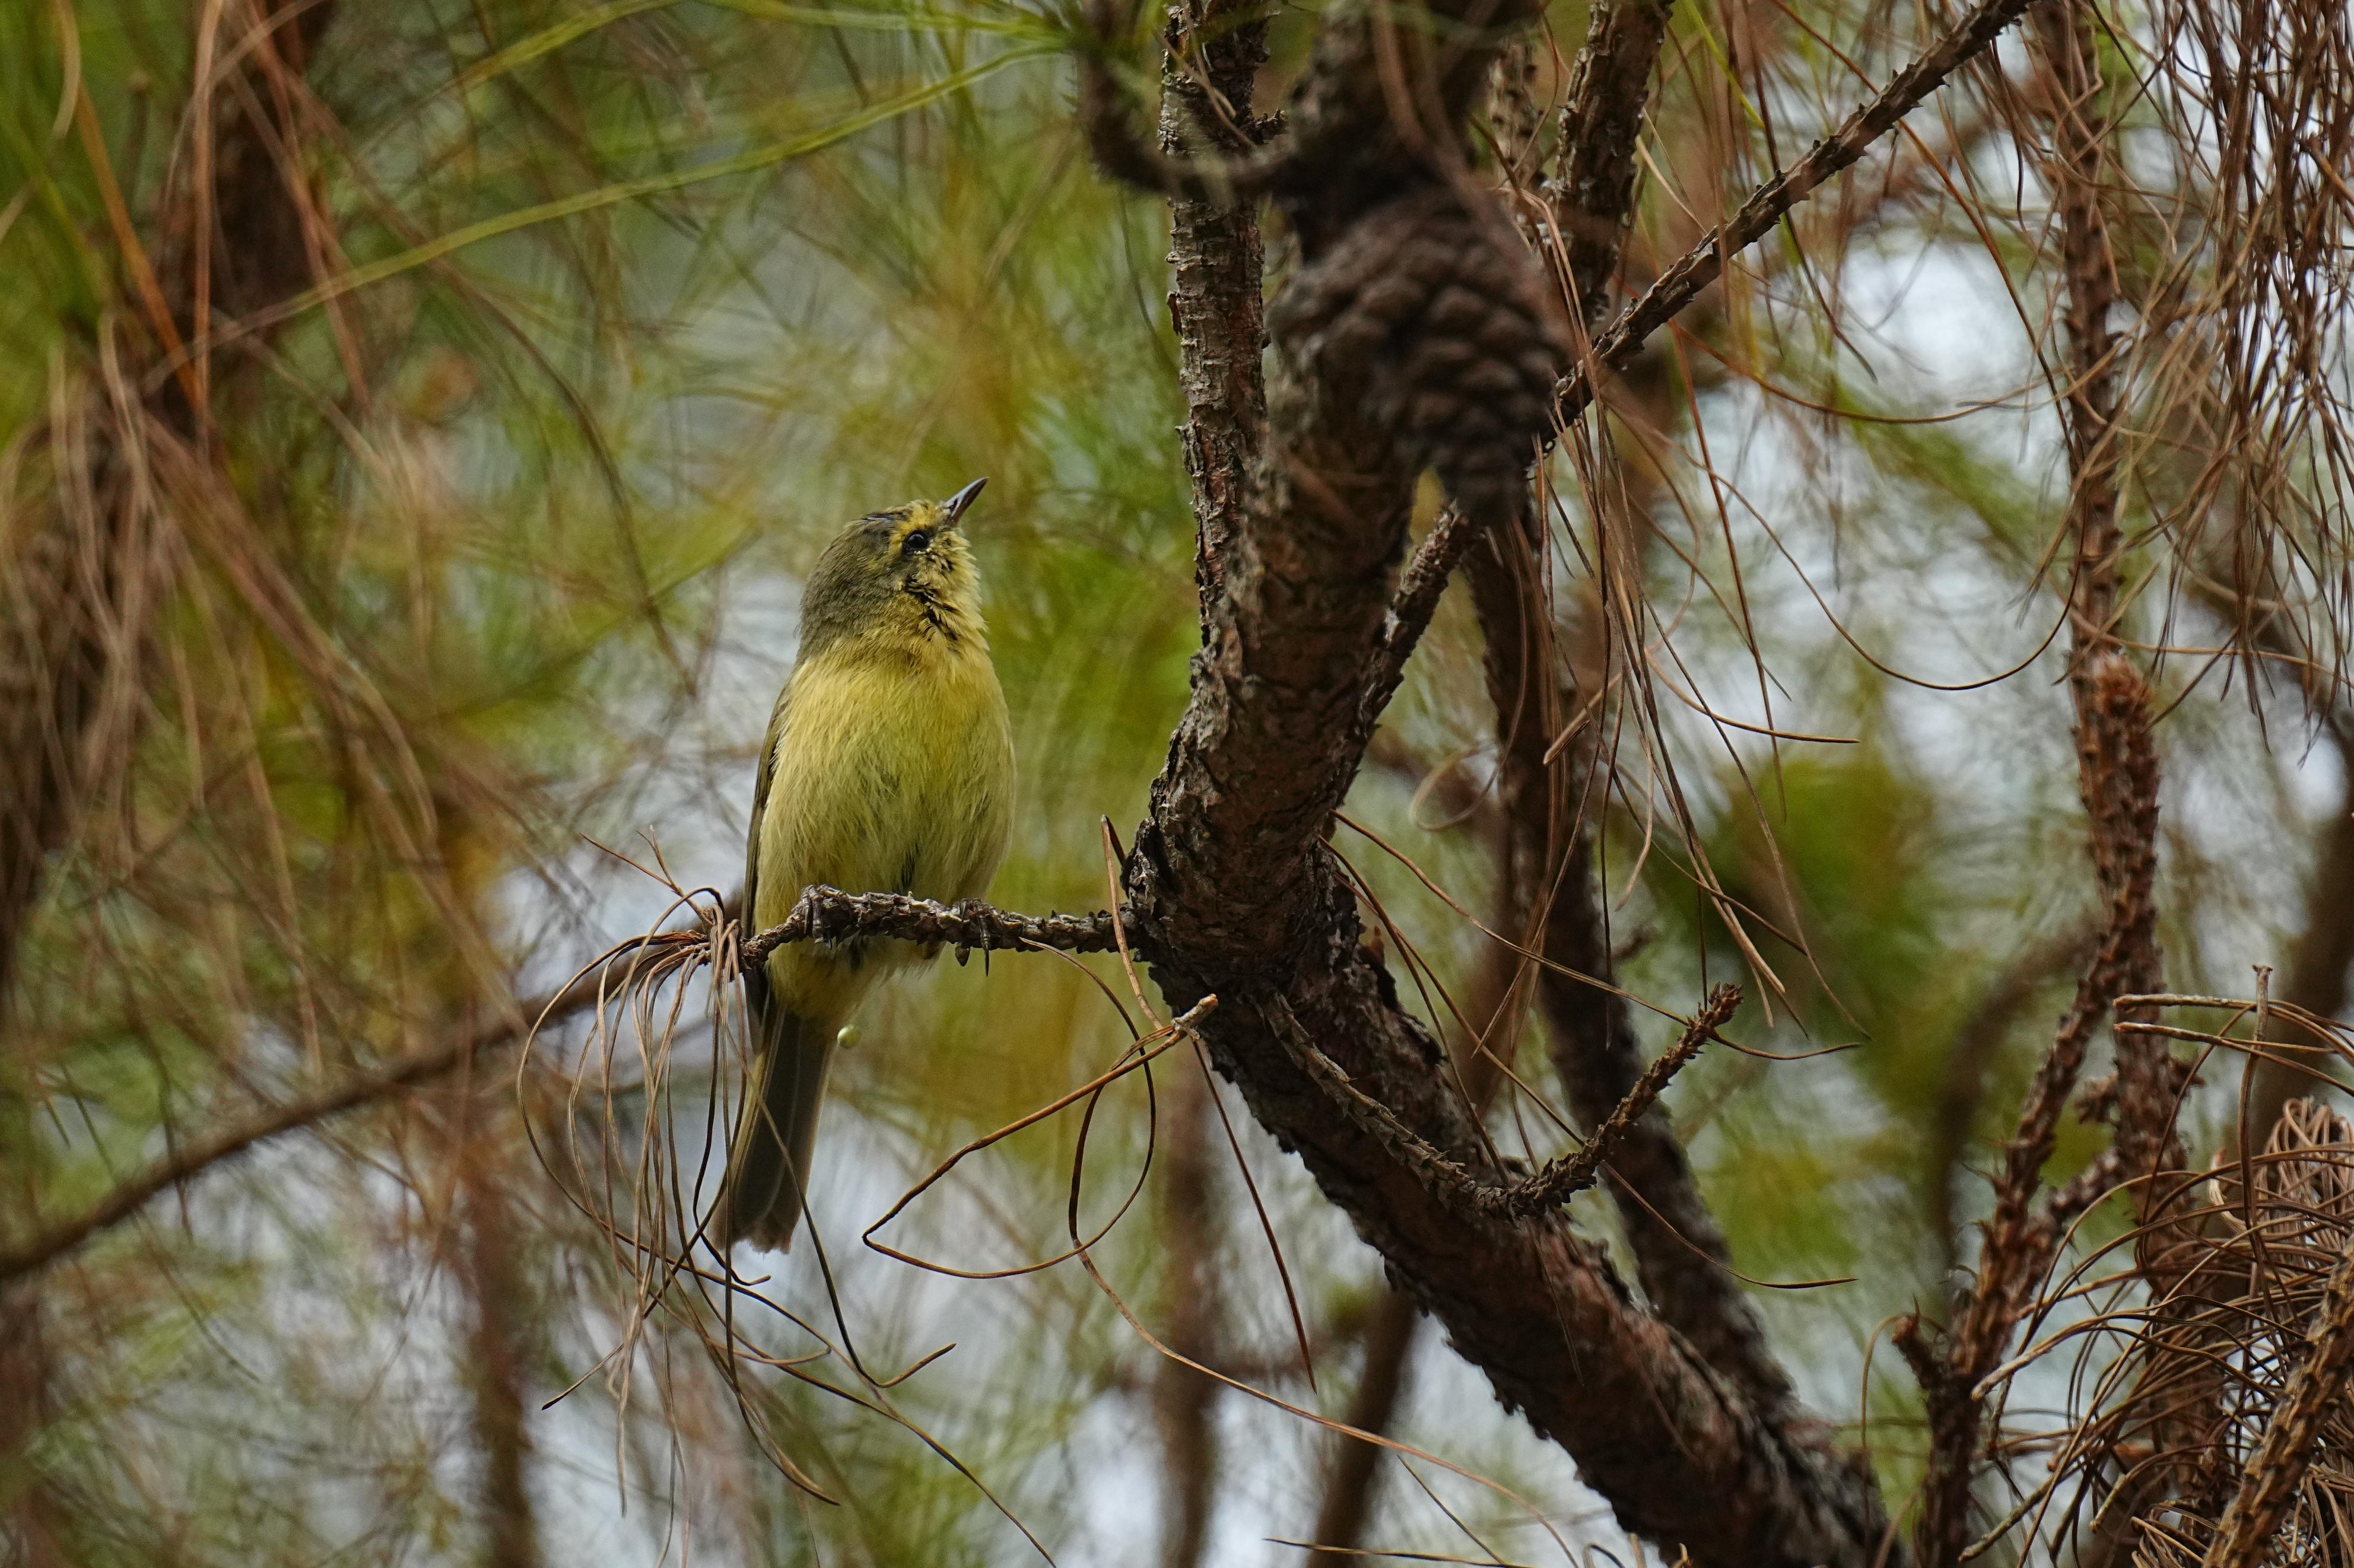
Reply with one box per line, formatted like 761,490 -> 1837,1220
754,639 -> 1014,1025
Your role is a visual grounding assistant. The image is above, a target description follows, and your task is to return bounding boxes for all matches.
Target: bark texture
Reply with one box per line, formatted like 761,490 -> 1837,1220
1108,0 -> 1911,1559
1482,0 -> 1787,1422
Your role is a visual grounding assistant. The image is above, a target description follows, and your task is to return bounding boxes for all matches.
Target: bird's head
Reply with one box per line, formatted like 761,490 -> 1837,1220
799,478 -> 989,657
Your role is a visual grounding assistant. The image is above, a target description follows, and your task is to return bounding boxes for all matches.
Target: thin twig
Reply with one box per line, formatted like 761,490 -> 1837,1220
1504,985 -> 1739,1218
1265,985 -> 1737,1224
740,886 -> 1122,969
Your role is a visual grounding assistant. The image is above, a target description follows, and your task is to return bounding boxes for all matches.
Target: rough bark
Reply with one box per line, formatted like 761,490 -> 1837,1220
1468,470 -> 1788,1408
1143,20 -> 1266,1554
1305,832 -> 1520,1563
1465,0 -> 1789,1414
1155,0 -> 1270,611
2031,0 -> 2178,1204
1368,0 -> 2056,694
1069,0 -> 2079,1553
1548,0 -> 1676,323
1108,0 -> 1911,1558
1925,932 -> 2097,1278
1,0 -> 2066,1559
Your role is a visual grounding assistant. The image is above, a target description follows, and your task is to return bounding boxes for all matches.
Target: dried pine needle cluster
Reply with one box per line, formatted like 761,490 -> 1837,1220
1978,1007 -> 2354,1567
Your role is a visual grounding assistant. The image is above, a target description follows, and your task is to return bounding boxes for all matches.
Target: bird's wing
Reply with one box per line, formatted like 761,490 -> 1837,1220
742,675 -> 793,979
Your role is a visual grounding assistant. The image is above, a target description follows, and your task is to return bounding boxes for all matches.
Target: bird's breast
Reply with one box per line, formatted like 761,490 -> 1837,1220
754,643 -> 1014,948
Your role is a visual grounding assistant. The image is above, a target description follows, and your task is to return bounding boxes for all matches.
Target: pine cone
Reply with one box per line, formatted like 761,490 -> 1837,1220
1270,186 -> 1567,521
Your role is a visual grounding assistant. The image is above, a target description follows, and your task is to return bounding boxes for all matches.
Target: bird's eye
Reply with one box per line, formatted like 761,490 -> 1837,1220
901,529 -> 931,555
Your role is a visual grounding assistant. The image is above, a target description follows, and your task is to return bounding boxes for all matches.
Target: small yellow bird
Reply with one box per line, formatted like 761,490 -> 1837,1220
711,479 -> 1015,1252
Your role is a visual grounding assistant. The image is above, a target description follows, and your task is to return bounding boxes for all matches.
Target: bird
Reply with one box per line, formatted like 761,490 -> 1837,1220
710,478 -> 1015,1252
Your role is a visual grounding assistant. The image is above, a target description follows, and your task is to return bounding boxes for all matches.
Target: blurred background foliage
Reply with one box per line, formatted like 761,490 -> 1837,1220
1,0 -> 2347,1564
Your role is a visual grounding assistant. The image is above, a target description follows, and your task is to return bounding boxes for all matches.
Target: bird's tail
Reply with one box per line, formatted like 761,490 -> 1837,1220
710,1001 -> 837,1253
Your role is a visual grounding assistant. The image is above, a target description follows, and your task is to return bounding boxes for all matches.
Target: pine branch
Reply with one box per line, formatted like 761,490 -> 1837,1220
1369,0 -> 2054,689
2,889 -> 1115,1284
739,888 -> 1121,969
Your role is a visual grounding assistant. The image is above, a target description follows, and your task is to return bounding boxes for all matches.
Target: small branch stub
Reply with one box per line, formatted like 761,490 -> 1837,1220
1272,982 -> 1737,1226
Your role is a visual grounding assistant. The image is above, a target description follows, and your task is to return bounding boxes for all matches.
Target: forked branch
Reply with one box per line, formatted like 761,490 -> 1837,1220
1107,0 -> 2053,1556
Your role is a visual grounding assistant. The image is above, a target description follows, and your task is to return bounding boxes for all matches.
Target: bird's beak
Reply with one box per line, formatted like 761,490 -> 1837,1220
943,477 -> 987,526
